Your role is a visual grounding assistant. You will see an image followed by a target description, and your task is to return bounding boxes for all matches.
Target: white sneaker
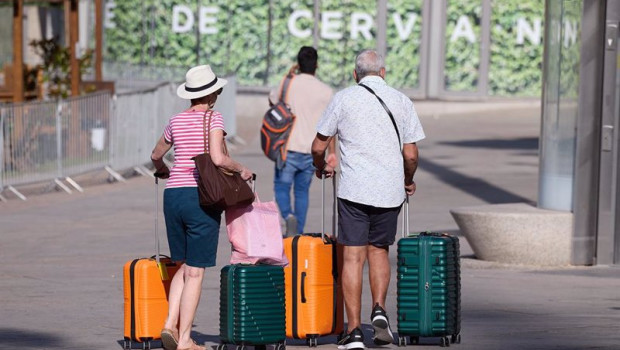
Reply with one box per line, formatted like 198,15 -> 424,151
285,214 -> 297,237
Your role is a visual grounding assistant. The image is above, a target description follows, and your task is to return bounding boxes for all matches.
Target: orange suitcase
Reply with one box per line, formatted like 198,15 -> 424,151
123,178 -> 181,349
283,176 -> 344,346
123,256 -> 180,349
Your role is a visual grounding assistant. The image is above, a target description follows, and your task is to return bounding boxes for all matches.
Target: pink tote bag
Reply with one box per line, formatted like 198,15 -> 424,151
225,198 -> 288,266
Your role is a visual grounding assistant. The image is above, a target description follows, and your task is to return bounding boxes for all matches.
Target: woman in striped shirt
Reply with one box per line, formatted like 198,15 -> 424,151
151,65 -> 253,350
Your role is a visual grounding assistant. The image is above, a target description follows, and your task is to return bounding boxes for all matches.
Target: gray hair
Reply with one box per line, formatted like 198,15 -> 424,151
355,49 -> 385,79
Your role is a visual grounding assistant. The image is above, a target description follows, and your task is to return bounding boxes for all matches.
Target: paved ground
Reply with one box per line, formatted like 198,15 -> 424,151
1,99 -> 619,350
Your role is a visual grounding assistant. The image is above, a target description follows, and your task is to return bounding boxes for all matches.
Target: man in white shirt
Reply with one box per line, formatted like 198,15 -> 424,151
269,46 -> 335,236
311,49 -> 425,350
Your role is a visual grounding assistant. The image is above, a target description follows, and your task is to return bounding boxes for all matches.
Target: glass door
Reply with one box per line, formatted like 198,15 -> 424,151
597,1 -> 620,265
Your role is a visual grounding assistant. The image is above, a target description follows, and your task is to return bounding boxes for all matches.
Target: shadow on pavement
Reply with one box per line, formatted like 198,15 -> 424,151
439,137 -> 538,151
419,158 -> 534,205
0,328 -> 65,348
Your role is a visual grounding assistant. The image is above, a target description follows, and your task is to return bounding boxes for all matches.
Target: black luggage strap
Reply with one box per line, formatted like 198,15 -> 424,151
358,83 -> 401,148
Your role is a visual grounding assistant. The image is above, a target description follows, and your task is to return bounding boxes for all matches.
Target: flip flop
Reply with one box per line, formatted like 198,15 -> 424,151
161,328 -> 178,350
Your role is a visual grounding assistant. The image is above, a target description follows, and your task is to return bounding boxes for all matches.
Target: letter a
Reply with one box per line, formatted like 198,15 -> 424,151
450,15 -> 476,43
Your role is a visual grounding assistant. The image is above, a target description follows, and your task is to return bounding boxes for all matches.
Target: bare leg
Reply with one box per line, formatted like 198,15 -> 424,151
341,245 -> 367,333
368,245 -> 390,308
176,265 -> 205,349
163,264 -> 186,332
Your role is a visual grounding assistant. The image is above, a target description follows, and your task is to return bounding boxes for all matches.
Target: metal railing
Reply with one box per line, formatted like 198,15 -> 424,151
0,77 -> 237,200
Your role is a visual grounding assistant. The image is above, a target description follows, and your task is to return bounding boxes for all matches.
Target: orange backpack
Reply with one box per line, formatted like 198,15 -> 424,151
261,73 -> 295,169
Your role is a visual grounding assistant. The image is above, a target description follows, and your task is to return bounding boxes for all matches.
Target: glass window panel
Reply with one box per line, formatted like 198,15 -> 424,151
444,0 -> 481,92
317,0 -> 377,88
105,0 -> 152,65
489,0 -> 544,96
205,0 -> 269,85
386,0 -> 423,89
539,0 -> 582,211
269,0 -> 315,86
0,6 -> 13,70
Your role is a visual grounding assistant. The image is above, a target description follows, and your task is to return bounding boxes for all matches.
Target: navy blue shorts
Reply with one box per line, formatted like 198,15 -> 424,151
337,198 -> 401,247
163,187 -> 222,268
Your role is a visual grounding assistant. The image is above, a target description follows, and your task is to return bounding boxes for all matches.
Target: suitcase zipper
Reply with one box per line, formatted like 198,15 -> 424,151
291,235 -> 301,339
129,259 -> 140,342
421,238 -> 430,336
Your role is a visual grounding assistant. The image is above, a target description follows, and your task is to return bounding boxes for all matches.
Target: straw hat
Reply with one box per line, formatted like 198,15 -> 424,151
177,65 -> 227,100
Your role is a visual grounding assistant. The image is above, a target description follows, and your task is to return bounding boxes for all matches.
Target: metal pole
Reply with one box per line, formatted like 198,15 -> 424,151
56,101 -> 63,178
313,0 -> 320,48
196,0 -> 200,65
425,0 -> 445,98
0,108 -> 5,192
376,0 -> 387,58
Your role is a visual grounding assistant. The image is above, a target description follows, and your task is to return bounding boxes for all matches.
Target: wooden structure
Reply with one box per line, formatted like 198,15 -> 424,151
9,0 -> 104,102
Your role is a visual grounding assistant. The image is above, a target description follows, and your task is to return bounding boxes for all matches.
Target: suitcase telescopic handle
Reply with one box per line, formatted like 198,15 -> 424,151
402,196 -> 410,238
321,172 -> 337,242
155,178 -> 161,265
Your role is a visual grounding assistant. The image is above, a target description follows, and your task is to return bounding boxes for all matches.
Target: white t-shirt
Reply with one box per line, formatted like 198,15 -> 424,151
316,76 -> 425,208
269,73 -> 333,154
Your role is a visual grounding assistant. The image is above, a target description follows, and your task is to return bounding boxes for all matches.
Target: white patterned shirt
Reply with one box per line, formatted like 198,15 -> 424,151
316,76 -> 425,208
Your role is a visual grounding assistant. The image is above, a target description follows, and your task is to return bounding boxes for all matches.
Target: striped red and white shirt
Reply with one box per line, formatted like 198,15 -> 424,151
163,110 -> 225,189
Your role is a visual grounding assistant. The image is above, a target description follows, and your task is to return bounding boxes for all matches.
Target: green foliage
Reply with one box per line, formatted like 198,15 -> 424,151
269,0 -> 316,85
30,38 -> 93,98
386,0 -> 423,89
444,0 -> 481,92
558,1 -> 581,99
488,0 -> 544,96
316,0 -> 376,88
103,0 -> 547,96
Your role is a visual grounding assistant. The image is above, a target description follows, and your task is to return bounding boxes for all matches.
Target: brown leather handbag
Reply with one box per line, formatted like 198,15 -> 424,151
192,110 -> 254,211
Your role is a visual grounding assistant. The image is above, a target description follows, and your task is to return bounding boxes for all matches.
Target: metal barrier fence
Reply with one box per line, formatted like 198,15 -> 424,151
1,92 -> 111,197
0,77 -> 237,200
110,82 -> 186,171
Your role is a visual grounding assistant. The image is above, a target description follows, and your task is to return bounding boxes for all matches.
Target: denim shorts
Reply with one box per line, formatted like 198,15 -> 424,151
163,187 -> 222,267
337,198 -> 401,247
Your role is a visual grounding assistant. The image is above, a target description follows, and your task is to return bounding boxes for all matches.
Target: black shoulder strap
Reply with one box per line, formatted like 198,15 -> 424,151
358,83 -> 401,147
279,74 -> 294,104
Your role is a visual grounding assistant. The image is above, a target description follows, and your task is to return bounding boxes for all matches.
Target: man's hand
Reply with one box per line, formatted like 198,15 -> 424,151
326,153 -> 338,168
405,181 -> 416,196
315,163 -> 336,179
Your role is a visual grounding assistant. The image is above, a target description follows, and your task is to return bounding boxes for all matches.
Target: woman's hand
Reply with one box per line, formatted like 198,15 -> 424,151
154,164 -> 170,179
239,167 -> 253,181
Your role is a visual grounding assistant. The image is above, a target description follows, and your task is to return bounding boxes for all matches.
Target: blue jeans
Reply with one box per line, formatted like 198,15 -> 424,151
274,151 -> 314,234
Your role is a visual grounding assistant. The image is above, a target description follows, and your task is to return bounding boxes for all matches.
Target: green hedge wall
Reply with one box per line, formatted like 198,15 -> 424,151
444,0 -> 481,92
104,0 -> 546,96
489,0 -> 544,96
386,0 -> 423,89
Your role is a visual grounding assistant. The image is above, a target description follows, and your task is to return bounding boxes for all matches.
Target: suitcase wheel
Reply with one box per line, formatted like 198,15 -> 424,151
451,334 -> 461,344
397,336 -> 407,347
123,339 -> 131,350
216,344 -> 228,350
306,337 -> 318,347
440,336 -> 450,347
275,342 -> 286,350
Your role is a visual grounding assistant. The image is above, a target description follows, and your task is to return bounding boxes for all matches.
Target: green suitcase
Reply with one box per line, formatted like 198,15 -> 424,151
218,264 -> 286,350
396,202 -> 461,347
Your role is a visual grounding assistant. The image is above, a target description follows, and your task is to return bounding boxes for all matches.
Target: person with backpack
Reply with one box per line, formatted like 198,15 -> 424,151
268,46 -> 336,236
311,49 -> 425,350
